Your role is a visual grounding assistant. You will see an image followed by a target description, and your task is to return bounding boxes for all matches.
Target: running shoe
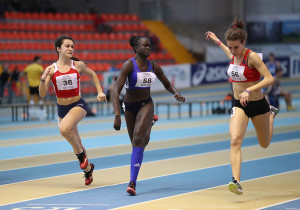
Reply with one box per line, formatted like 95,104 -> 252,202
127,181 -> 136,196
84,163 -> 94,185
229,177 -> 243,195
287,106 -> 296,111
76,151 -> 89,170
270,106 -> 279,118
152,114 -> 159,126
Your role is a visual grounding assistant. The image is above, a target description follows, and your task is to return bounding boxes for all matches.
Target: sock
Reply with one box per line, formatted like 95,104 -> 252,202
76,150 -> 85,163
130,146 -> 144,183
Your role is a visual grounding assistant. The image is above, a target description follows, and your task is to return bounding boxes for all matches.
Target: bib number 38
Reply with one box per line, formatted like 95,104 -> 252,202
63,80 -> 73,86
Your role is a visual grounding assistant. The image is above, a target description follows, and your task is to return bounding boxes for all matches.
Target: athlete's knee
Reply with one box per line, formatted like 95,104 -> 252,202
132,139 -> 143,147
133,133 -> 149,147
259,139 -> 270,148
230,134 -> 243,147
59,124 -> 72,137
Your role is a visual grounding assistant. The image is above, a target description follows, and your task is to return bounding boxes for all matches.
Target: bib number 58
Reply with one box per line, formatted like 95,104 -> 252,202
143,78 -> 152,84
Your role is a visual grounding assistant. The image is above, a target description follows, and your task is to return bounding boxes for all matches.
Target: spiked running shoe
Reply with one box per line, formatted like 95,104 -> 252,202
76,151 -> 89,170
84,163 -> 94,185
229,177 -> 243,195
270,106 -> 279,118
127,181 -> 136,196
152,114 -> 159,126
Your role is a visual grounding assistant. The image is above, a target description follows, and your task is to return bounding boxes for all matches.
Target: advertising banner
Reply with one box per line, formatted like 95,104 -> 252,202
191,62 -> 230,86
103,64 -> 191,94
103,71 -> 119,93
273,57 -> 290,77
290,55 -> 300,78
151,63 -> 191,92
103,56 -> 292,92
265,57 -> 290,77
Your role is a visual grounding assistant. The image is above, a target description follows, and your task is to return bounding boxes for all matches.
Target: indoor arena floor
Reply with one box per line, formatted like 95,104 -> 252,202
0,79 -> 300,210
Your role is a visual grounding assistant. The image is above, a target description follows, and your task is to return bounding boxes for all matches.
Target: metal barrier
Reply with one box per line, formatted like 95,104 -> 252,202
0,103 -> 55,122
0,100 -> 112,122
156,100 -> 232,119
1,99 -> 231,122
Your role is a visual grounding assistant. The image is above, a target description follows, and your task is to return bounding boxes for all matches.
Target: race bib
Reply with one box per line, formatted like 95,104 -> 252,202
135,72 -> 156,88
56,73 -> 78,90
231,107 -> 236,117
227,64 -> 247,81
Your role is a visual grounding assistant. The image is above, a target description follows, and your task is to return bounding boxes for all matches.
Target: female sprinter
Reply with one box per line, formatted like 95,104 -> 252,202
205,17 -> 278,195
112,35 -> 185,195
39,35 -> 107,185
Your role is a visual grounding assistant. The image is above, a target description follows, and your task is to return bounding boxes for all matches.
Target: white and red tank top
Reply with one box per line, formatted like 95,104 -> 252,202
51,61 -> 81,98
227,49 -> 260,82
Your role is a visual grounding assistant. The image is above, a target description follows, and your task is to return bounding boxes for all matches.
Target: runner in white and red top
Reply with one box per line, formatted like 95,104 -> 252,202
39,35 -> 107,186
51,60 -> 80,98
205,17 -> 278,195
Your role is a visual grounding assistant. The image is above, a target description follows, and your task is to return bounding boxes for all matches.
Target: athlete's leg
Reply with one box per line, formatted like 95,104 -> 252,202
73,125 -> 91,172
251,110 -> 275,148
123,104 -> 139,195
133,102 -> 154,147
58,106 -> 89,169
29,94 -> 35,105
279,90 -> 294,110
229,107 -> 249,182
58,107 -> 87,154
124,109 -> 136,143
59,106 -> 94,184
72,120 -> 94,185
125,102 -> 154,195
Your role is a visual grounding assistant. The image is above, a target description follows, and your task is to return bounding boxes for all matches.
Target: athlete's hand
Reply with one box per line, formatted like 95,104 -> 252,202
174,94 -> 185,103
41,66 -> 51,80
97,92 -> 107,102
113,116 -> 121,131
205,31 -> 219,43
239,90 -> 250,107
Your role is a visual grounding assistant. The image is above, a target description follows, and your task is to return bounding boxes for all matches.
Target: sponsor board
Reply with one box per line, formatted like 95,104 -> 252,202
103,56 -> 293,92
265,57 -> 290,77
103,71 -> 120,92
191,62 -> 229,86
290,55 -> 300,77
151,63 -> 191,92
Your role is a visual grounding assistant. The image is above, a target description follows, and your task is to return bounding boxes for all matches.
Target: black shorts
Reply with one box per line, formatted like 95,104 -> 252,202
29,87 -> 39,95
57,98 -> 88,119
233,97 -> 270,118
124,97 -> 153,116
